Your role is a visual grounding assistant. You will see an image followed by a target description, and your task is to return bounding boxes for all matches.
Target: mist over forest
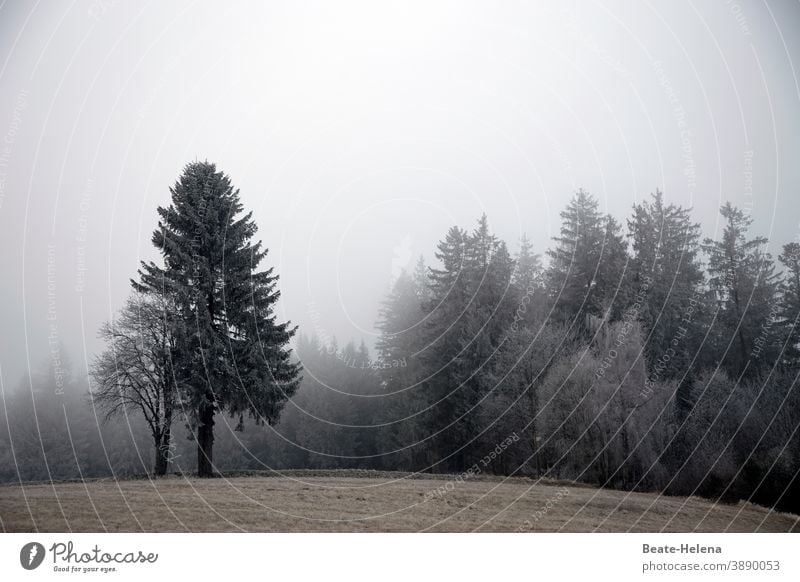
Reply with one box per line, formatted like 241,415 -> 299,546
1,2 -> 800,540
2,170 -> 798,515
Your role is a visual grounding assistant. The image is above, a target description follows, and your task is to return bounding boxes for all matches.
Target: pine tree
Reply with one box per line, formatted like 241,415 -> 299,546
418,225 -> 470,471
375,261 -> 433,470
376,270 -> 425,381
412,255 -> 432,304
135,161 -> 301,477
423,225 -> 469,370
778,242 -> 800,365
509,234 -> 545,329
546,190 -> 628,329
703,203 -> 781,378
626,191 -> 706,410
417,217 -> 518,471
461,215 -> 509,364
458,217 -> 517,467
597,214 -> 630,319
513,234 -> 542,293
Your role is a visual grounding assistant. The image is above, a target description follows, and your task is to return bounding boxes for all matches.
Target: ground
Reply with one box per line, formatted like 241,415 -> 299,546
0,471 -> 797,532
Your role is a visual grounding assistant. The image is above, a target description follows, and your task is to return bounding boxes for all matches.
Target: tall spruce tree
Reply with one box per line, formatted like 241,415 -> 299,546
778,242 -> 800,366
418,225 -> 470,471
461,215 -> 514,363
413,255 -> 432,305
375,268 -> 430,468
546,190 -> 628,329
513,234 -> 542,295
627,191 -> 705,410
458,216 -> 516,466
703,203 -> 781,378
135,161 -> 301,477
417,217 -> 518,471
376,270 -> 426,382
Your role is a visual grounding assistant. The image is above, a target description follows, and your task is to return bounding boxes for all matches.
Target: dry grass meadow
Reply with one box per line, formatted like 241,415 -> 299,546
1,471 -> 797,533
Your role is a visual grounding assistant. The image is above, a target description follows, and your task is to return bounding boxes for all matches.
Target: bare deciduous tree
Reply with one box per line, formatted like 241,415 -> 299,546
91,293 -> 178,476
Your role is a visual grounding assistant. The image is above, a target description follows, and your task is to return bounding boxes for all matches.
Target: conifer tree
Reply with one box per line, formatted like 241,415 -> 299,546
417,217 -> 518,470
778,242 -> 800,365
513,235 -> 542,294
412,255 -> 432,304
376,259 -> 436,469
423,226 -> 469,371
418,226 -> 470,471
376,270 -> 425,382
627,191 -> 706,409
546,190 -> 628,329
135,161 -> 301,477
703,203 -> 781,378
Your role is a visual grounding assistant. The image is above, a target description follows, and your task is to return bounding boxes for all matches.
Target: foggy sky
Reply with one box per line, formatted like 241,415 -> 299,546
1,0 -> 799,389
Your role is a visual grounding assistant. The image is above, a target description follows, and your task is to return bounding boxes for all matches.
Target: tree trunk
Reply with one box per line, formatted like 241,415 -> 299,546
621,425 -> 630,488
197,396 -> 216,478
154,397 -> 174,477
531,381 -> 540,476
154,433 -> 168,476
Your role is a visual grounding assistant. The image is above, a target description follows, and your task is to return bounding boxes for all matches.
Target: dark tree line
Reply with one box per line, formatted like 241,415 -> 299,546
361,190 -> 798,512
2,175 -> 798,515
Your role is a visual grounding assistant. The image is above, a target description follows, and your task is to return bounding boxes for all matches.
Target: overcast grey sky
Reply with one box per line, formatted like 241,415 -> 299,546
1,0 -> 799,388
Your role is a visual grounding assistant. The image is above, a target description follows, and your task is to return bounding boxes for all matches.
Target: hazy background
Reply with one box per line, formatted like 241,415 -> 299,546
0,0 -> 799,389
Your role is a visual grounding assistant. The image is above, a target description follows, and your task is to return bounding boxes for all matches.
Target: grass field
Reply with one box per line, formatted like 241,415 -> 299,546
1,471 -> 797,533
